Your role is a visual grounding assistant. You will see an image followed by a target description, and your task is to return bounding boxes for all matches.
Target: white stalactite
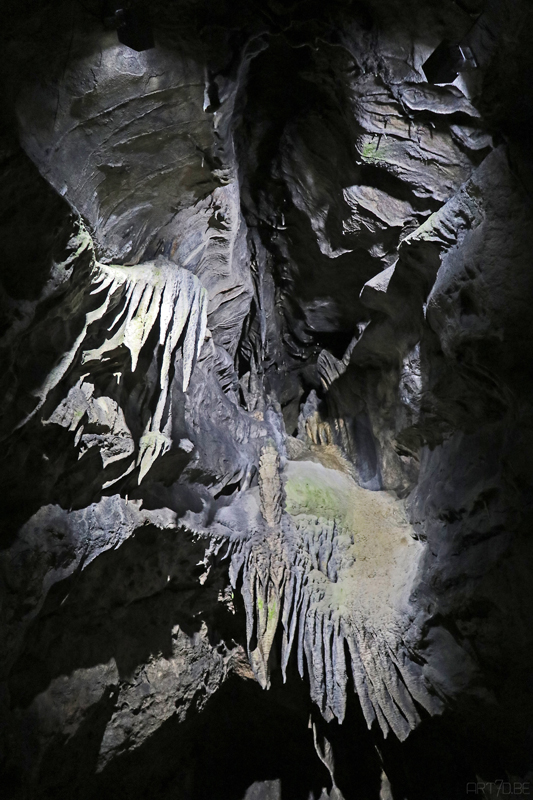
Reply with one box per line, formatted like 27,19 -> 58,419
19,245 -> 207,483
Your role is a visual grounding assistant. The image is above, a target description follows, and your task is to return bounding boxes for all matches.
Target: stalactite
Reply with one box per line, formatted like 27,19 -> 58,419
17,232 -> 208,482
88,261 -> 208,482
223,480 -> 436,742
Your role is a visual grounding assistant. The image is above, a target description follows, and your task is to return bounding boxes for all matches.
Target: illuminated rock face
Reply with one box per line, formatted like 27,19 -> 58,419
1,1 -> 533,798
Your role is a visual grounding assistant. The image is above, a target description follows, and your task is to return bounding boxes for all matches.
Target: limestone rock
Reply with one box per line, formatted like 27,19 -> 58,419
1,0 -> 533,797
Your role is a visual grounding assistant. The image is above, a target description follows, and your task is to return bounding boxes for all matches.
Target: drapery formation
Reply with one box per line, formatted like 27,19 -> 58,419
18,228 -> 208,483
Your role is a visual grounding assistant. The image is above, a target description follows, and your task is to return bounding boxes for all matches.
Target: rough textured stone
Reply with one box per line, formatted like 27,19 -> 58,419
1,0 -> 533,798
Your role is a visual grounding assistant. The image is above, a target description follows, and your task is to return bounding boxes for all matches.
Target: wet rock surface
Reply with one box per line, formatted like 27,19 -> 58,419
1,0 -> 533,798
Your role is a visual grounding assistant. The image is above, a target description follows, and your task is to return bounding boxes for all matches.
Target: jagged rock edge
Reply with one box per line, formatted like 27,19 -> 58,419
12,226 -> 208,483
198,525 -> 442,743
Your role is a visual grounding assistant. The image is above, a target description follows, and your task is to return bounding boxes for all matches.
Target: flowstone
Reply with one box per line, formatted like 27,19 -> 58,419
202,454 -> 444,740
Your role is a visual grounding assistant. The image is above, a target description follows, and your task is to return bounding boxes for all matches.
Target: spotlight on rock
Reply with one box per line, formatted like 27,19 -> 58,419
103,1 -> 154,52
422,40 -> 477,84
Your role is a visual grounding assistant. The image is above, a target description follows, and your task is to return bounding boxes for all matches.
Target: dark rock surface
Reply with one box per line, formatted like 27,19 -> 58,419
1,0 -> 533,798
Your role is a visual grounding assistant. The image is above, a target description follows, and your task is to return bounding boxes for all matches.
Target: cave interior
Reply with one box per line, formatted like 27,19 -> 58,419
1,0 -> 533,798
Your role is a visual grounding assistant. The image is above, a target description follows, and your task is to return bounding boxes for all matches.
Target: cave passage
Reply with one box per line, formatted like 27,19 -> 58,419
1,0 -> 533,798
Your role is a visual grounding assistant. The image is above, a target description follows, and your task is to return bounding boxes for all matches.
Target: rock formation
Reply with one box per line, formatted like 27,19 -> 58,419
1,0 -> 533,797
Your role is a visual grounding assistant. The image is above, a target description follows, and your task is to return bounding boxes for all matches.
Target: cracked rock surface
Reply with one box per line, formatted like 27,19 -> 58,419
1,0 -> 533,798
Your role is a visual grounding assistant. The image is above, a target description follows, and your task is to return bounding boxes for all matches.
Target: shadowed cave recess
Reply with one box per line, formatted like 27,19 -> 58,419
1,0 -> 533,798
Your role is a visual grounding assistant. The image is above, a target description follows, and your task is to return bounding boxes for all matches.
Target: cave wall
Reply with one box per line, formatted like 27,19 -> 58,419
1,1 -> 533,798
